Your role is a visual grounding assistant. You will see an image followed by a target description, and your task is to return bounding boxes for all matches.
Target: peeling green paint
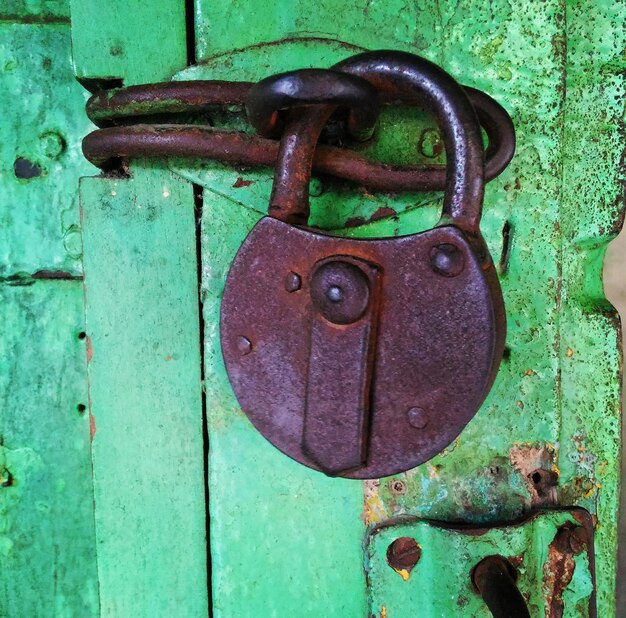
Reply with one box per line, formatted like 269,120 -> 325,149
366,511 -> 594,617
1,0 -> 623,616
0,23 -> 96,277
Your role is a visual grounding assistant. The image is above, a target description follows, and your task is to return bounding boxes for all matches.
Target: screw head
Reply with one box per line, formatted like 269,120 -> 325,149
386,537 -> 422,572
237,336 -> 252,356
285,271 -> 301,292
310,260 -> 370,325
418,128 -> 443,159
390,480 -> 406,495
430,244 -> 464,277
407,407 -> 428,429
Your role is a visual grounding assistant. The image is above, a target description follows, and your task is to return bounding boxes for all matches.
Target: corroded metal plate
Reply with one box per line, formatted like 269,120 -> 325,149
220,217 -> 505,479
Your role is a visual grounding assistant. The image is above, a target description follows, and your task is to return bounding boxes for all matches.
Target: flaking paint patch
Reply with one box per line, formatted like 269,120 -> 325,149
393,568 -> 410,581
89,412 -> 96,441
363,479 -> 388,525
510,443 -> 559,507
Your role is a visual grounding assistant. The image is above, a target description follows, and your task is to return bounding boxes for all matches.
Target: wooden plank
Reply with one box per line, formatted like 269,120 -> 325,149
559,2 -> 626,611
202,194 -> 368,617
193,0 -> 439,62
0,23 -> 95,277
0,0 -> 69,21
80,166 -> 208,617
0,281 -> 99,617
70,0 -> 187,85
189,1 -> 624,615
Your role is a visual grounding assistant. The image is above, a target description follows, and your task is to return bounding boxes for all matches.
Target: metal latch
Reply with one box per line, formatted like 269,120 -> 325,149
369,509 -> 595,617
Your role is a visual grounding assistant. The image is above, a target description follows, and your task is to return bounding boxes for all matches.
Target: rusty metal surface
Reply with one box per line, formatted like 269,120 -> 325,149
220,51 -> 506,478
245,68 -> 380,140
86,80 -> 252,124
367,509 -> 596,616
83,121 -> 515,192
220,218 -> 505,478
82,68 -> 515,195
472,555 -> 530,618
332,51 -> 485,230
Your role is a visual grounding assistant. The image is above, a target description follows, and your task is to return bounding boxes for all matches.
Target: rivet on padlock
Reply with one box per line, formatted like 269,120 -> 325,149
220,51 -> 511,479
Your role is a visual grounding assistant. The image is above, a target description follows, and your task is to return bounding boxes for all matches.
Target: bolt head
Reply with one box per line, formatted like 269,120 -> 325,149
309,177 -> 324,197
407,407 -> 428,429
386,537 -> 422,572
310,260 -> 370,325
285,271 -> 301,292
237,336 -> 252,355
418,127 -> 443,159
430,243 -> 464,277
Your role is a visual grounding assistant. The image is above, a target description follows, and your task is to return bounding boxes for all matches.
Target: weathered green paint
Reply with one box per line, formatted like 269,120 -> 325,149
0,281 -> 98,617
0,22 -> 95,277
0,0 -> 69,21
0,0 -> 622,616
367,511 -> 595,617
183,2 -> 624,615
70,0 -> 187,85
201,192 -> 368,617
193,0 -> 434,63
0,15 -> 99,618
80,166 -> 208,616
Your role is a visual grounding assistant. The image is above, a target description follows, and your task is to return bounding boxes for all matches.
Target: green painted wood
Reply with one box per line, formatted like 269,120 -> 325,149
0,0 -> 69,21
202,193 -> 368,617
1,17 -> 101,618
70,0 -> 187,85
0,23 -> 95,277
558,3 -> 625,612
0,281 -> 99,617
80,166 -> 208,617
367,511 -> 594,616
192,0 -> 438,63
186,1 -> 624,616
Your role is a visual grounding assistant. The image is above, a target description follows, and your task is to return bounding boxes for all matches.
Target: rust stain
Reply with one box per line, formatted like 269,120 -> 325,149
86,336 -> 94,363
232,177 -> 254,188
345,215 -> 367,228
363,479 -> 388,524
510,443 -> 559,507
369,206 -> 396,222
543,524 -> 586,618
89,412 -> 97,441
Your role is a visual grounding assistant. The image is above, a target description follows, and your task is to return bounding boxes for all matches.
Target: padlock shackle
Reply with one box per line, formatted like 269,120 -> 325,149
335,51 -> 485,231
269,50 -> 486,232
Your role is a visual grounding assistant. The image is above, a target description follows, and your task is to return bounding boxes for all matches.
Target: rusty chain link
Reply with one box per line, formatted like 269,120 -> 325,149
83,64 -> 515,193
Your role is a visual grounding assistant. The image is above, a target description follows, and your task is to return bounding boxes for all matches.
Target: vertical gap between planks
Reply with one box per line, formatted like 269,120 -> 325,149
194,183 -> 212,615
80,182 -> 103,618
185,0 -> 197,66
185,0 -> 209,608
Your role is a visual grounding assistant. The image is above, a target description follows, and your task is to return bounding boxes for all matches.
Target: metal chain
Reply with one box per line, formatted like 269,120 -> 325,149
83,67 -> 515,193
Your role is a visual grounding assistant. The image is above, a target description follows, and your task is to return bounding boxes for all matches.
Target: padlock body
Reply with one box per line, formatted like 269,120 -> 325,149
220,217 -> 505,479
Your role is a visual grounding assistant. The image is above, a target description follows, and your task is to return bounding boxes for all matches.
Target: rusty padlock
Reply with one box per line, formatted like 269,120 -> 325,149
220,51 -> 507,479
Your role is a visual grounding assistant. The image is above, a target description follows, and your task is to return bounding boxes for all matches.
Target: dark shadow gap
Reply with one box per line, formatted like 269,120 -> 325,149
193,183 -> 212,616
499,220 -> 513,274
77,77 -> 124,95
185,0 -> 197,66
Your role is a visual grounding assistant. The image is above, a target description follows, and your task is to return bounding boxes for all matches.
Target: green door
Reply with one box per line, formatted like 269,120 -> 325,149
1,1 -> 624,616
